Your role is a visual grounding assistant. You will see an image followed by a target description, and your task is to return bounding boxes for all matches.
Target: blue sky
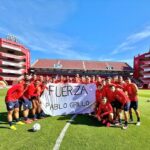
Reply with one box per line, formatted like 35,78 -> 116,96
0,0 -> 150,66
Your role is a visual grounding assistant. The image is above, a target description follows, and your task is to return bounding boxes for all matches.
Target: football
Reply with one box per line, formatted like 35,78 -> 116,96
32,123 -> 41,132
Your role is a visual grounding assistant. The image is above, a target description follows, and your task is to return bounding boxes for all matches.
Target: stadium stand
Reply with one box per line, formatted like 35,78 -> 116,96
31,59 -> 133,77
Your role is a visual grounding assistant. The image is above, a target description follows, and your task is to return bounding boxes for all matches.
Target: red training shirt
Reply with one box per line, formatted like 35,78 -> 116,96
5,83 -> 24,102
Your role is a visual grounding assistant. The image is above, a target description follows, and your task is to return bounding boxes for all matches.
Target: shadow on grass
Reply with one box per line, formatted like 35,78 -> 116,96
0,112 -> 9,129
0,126 -> 10,129
0,112 -> 8,123
128,122 -> 137,125
109,124 -> 122,128
57,115 -> 73,121
71,114 -> 103,127
58,114 -> 103,127
0,111 -> 25,123
28,129 -> 34,132
28,129 -> 41,133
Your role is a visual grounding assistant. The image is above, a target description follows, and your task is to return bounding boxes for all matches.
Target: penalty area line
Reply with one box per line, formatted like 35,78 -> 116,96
53,114 -> 77,150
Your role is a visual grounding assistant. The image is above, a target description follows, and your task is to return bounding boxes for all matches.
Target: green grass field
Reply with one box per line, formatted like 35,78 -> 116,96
0,89 -> 150,150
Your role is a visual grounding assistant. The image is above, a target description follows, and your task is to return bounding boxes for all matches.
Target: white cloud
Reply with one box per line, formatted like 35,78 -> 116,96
0,25 -> 92,61
112,26 -> 150,55
127,26 -> 150,43
13,30 -> 91,60
0,0 -> 91,60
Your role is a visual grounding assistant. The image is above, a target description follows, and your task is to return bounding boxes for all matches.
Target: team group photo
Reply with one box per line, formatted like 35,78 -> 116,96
0,0 -> 150,150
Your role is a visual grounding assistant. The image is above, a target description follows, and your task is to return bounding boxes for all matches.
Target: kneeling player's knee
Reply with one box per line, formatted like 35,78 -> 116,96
109,113 -> 113,119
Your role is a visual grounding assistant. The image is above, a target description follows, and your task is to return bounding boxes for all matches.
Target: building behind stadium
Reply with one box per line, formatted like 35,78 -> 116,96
31,59 -> 133,77
134,50 -> 150,88
0,36 -> 30,85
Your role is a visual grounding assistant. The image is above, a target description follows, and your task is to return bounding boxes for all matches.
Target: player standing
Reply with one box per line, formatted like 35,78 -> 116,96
125,78 -> 141,126
5,82 -> 25,130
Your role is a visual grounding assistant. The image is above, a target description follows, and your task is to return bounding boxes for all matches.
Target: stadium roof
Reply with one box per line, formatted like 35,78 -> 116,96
31,59 -> 133,71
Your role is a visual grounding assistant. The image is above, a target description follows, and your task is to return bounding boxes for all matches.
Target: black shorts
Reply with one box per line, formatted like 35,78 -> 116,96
115,101 -> 122,109
111,101 -> 116,108
19,99 -> 23,106
130,101 -> 138,110
124,102 -> 130,111
30,96 -> 37,101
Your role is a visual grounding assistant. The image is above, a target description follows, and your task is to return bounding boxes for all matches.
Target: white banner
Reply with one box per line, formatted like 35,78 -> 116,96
40,83 -> 96,116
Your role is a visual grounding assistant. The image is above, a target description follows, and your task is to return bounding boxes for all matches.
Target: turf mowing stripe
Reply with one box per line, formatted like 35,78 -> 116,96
53,114 -> 77,150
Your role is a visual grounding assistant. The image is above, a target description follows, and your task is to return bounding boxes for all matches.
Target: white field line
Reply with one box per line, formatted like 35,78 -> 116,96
53,114 -> 77,150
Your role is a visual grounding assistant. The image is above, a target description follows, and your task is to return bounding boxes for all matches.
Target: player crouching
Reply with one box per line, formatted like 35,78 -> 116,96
96,97 -> 113,127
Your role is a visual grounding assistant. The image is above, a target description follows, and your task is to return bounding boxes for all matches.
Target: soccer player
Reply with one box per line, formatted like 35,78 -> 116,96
39,75 -> 44,83
109,85 -> 130,129
69,77 -> 74,83
66,76 -> 70,83
96,97 -> 113,127
125,78 -> 141,126
76,73 -> 80,78
5,82 -> 25,130
34,80 -> 42,120
18,75 -> 30,115
73,76 -> 79,83
38,81 -> 48,118
31,74 -> 38,83
95,84 -> 106,112
45,76 -> 50,84
60,75 -> 65,83
63,76 -> 68,83
101,79 -> 106,86
52,77 -> 57,83
91,75 -> 96,83
104,78 -> 116,118
96,76 -> 102,87
112,76 -> 119,84
85,76 -> 91,84
81,76 -> 86,84
22,80 -> 33,124
118,76 -> 127,91
30,80 -> 42,121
